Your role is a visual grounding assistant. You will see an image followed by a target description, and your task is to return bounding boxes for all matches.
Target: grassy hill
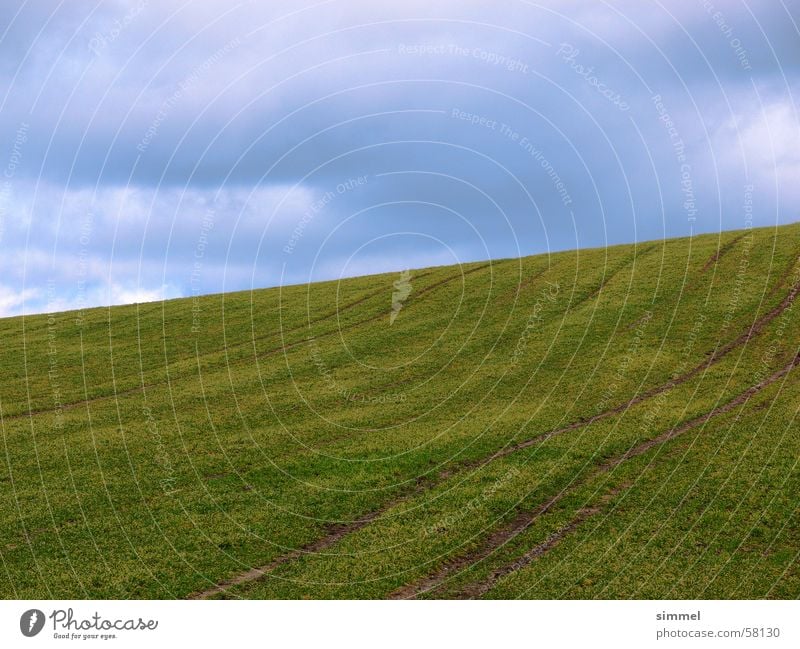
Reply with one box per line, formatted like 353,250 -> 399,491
1,223 -> 798,599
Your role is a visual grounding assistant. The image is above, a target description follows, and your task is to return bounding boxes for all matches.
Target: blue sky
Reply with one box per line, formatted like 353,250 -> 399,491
0,0 -> 797,316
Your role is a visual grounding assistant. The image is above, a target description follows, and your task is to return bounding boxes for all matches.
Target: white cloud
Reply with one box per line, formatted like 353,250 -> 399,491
309,248 -> 461,284
15,282 -> 184,318
0,285 -> 40,317
720,101 -> 800,202
8,181 -> 317,244
0,180 -> 321,318
106,282 -> 183,306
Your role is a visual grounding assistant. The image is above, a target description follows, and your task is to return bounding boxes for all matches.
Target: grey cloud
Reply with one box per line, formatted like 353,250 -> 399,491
0,0 -> 797,315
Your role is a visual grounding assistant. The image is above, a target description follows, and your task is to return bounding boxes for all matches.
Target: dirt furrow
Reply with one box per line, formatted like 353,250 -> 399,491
185,273 -> 799,600
566,246 -> 657,313
469,260 -> 800,463
494,266 -> 550,307
698,233 -> 749,275
187,474 -> 440,599
5,265 -> 491,423
188,511 -> 388,599
415,353 -> 800,600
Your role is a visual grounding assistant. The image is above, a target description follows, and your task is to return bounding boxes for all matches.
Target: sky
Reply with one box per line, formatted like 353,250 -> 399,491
0,0 -> 797,316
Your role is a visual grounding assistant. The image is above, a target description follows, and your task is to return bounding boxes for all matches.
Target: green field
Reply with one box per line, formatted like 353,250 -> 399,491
1,224 -> 798,599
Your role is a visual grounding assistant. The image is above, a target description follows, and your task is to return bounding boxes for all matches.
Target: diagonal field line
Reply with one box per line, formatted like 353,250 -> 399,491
187,272 -> 800,599
393,352 -> 800,600
5,265 -> 489,422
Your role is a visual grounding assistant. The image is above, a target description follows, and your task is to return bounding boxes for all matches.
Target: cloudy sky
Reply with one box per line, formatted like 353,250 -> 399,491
0,0 -> 797,316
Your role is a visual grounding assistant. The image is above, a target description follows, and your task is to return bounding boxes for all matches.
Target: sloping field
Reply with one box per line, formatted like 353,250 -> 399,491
1,224 -> 798,599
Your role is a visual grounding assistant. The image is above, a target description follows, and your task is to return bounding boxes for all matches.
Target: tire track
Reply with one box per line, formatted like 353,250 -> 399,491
494,265 -> 550,307
187,473 -> 441,599
698,233 -> 748,275
393,352 -> 800,600
566,246 -> 658,313
458,259 -> 800,465
405,262 -> 496,303
5,265 -> 491,423
187,510 -> 388,599
186,269 -> 800,599
680,233 -> 750,296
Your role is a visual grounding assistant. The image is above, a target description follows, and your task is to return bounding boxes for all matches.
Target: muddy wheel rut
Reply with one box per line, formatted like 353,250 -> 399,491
186,474 -> 440,599
186,272 -> 799,600
393,352 -> 800,600
6,264 -> 493,423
